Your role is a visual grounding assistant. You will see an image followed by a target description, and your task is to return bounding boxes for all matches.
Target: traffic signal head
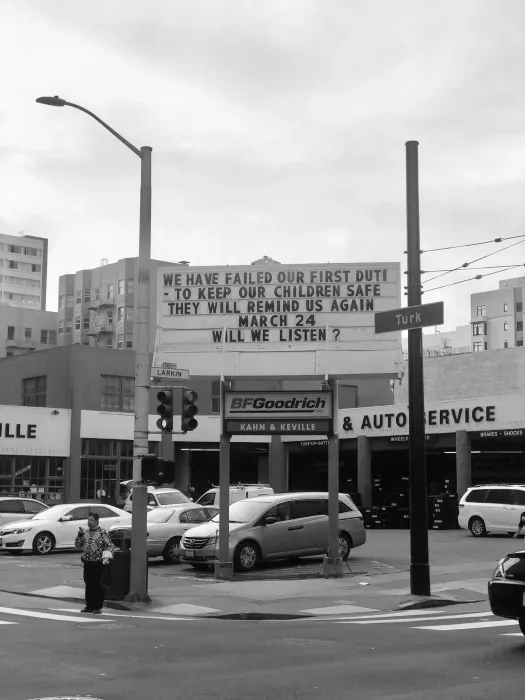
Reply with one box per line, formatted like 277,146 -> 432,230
141,454 -> 159,481
181,389 -> 198,433
156,389 -> 174,432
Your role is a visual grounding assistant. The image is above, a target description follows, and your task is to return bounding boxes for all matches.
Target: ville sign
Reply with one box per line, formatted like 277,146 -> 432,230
374,301 -> 444,334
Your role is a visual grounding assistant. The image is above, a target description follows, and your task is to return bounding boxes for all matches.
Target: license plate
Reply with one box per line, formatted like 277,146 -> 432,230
185,550 -> 195,560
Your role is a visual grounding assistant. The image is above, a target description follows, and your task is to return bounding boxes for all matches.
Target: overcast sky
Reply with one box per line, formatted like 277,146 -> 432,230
1,0 -> 524,329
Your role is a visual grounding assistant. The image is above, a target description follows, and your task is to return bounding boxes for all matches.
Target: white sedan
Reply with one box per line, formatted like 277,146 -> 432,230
0,503 -> 129,555
109,504 -> 218,564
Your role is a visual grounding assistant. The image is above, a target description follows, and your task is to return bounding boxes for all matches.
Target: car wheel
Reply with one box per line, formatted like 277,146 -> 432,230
518,618 -> 525,636
469,517 -> 487,538
234,541 -> 260,572
162,537 -> 182,564
32,532 -> 55,555
338,532 -> 352,561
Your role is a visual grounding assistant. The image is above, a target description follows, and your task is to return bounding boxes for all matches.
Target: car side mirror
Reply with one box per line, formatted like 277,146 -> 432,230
59,515 -> 73,522
263,516 -> 278,526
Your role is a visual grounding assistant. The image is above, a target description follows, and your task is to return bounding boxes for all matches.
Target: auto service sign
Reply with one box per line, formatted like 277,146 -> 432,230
224,391 -> 333,435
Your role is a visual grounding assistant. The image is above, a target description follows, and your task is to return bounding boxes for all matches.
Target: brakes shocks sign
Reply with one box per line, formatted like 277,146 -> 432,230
224,391 -> 333,435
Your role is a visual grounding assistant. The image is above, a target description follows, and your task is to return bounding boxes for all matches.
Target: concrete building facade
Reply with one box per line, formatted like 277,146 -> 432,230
0,305 -> 58,359
0,232 -> 48,310
470,275 -> 525,351
57,257 -> 180,351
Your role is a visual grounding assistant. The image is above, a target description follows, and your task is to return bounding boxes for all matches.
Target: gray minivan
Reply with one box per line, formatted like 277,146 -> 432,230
180,491 -> 366,572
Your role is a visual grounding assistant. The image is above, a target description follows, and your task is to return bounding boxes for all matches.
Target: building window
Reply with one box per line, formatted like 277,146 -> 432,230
473,342 -> 483,352
504,322 -> 509,331
101,375 -> 135,412
95,287 -> 101,302
518,340 -> 524,347
22,376 -> 47,407
476,305 -> 486,316
472,322 -> 486,336
7,244 -> 21,254
65,324 -> 72,334
83,289 -> 91,302
126,278 -> 134,294
75,290 -> 82,304
59,295 -> 65,309
517,302 -> 523,313
106,338 -> 112,348
125,333 -> 133,349
7,325 -> 15,340
8,260 -> 18,269
40,330 -> 48,344
117,334 -> 124,349
75,316 -> 81,331
66,294 -> 74,308
211,381 -> 220,414
117,306 -> 124,322
58,325 -> 64,335
32,263 -> 41,273
118,279 -> 125,295
24,328 -> 32,340
504,302 -> 508,312
49,330 -> 57,345
83,316 -> 90,330
504,340 -> 509,348
485,342 -> 488,350
107,284 -> 114,299
126,307 -> 133,321
518,321 -> 523,332
107,311 -> 113,326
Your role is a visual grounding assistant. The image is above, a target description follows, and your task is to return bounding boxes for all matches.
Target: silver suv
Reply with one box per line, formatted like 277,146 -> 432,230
180,492 -> 366,572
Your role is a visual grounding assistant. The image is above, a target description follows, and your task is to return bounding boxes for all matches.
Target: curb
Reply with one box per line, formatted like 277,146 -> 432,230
0,587 -> 133,611
396,595 -> 486,611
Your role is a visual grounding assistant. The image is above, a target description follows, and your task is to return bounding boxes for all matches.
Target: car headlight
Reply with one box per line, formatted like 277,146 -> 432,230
10,527 -> 33,535
207,535 -> 232,546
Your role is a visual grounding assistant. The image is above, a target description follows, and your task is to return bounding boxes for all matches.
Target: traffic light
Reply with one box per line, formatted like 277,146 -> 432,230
141,454 -> 159,481
181,389 -> 198,433
156,389 -> 174,432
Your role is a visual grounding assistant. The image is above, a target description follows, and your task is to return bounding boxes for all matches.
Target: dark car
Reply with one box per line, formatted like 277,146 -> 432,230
488,547 -> 525,636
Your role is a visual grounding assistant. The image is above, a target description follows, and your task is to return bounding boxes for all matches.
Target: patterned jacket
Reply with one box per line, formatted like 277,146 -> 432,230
75,526 -> 115,562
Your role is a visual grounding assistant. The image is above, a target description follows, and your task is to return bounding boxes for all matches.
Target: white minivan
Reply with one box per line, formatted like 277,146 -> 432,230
458,484 -> 525,537
196,484 -> 274,508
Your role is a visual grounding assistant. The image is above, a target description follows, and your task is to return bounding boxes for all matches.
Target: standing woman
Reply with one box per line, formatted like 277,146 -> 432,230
75,511 -> 114,614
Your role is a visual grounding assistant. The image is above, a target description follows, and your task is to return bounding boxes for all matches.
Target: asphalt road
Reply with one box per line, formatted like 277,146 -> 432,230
1,593 -> 524,700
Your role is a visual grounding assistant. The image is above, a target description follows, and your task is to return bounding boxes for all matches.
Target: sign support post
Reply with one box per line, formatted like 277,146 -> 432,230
215,380 -> 234,580
324,380 -> 342,577
406,140 -> 430,596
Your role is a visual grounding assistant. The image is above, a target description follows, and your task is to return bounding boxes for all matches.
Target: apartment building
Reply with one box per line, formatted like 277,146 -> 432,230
0,304 -> 58,359
0,232 -> 48,310
57,257 -> 180,351
470,276 -> 524,351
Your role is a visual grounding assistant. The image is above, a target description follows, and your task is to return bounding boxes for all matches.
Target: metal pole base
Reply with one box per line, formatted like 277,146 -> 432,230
323,555 -> 343,578
214,561 -> 234,580
410,562 -> 431,596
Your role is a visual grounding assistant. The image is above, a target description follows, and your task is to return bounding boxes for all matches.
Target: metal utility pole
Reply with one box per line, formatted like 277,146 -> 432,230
405,140 -> 430,596
36,96 -> 152,601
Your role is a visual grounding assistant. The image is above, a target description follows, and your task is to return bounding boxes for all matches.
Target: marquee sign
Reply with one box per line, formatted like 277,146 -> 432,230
224,391 -> 333,435
157,262 -> 400,347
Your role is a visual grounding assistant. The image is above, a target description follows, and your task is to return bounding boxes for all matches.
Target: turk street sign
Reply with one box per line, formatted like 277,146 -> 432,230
224,391 -> 333,436
374,301 -> 444,334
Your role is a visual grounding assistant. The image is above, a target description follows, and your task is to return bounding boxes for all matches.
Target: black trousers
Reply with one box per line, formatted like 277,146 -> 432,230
83,561 -> 105,610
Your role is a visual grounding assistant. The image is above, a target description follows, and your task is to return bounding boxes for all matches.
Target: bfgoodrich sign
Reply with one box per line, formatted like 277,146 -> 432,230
338,395 -> 525,438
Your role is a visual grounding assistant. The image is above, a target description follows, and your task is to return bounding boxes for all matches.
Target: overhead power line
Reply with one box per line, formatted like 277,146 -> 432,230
421,233 -> 525,253
424,264 -> 524,294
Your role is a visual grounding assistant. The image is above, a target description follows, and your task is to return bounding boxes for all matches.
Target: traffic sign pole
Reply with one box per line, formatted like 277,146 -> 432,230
215,380 -> 233,580
406,140 -> 430,597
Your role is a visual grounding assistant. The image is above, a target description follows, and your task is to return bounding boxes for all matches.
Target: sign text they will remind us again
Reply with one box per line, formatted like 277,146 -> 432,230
159,264 -> 400,345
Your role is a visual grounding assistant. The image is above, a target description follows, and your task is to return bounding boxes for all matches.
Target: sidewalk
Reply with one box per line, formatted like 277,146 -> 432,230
0,529 -> 503,617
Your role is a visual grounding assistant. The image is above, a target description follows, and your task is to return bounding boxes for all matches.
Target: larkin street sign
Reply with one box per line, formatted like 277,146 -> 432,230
224,391 -> 333,436
374,301 -> 444,333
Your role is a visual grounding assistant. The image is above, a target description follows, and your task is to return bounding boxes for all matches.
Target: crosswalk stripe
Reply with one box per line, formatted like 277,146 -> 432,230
501,633 -> 523,637
49,608 -> 201,621
413,620 -> 519,631
337,611 -> 494,625
0,620 -> 17,625
312,609 -> 450,622
0,606 -> 114,623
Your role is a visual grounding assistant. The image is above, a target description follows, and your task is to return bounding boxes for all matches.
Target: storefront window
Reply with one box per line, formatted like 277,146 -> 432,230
0,455 -> 64,501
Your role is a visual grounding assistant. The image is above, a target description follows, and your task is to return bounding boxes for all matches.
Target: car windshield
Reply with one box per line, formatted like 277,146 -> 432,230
156,492 -> 190,506
147,509 -> 175,523
211,500 -> 267,524
30,506 -> 66,521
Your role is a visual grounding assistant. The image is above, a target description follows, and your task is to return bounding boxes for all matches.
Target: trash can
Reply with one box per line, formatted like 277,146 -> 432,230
105,533 -> 131,601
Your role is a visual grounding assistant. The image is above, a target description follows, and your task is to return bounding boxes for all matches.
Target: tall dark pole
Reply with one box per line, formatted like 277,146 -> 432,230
406,141 -> 430,596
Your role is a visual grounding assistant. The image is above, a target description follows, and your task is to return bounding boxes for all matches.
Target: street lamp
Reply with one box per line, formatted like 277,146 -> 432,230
36,95 -> 151,602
